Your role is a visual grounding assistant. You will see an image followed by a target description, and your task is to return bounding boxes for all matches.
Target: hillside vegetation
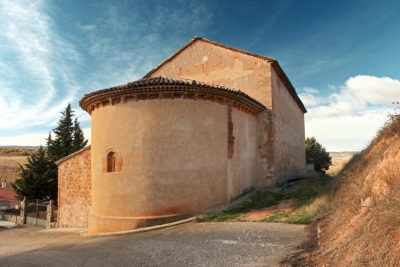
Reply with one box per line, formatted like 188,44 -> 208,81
0,148 -> 35,186
0,147 -> 37,157
310,106 -> 400,266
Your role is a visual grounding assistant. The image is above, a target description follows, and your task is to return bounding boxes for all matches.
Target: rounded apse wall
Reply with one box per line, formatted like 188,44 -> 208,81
90,99 -> 227,231
80,77 -> 265,233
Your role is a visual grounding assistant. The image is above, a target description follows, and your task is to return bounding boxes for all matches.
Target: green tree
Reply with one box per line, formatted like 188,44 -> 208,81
305,137 -> 332,171
11,146 -> 57,200
47,104 -> 88,161
45,104 -> 88,200
72,117 -> 88,151
47,103 -> 74,160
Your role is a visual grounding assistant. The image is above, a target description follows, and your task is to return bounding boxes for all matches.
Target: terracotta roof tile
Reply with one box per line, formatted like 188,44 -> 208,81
80,76 -> 265,114
0,188 -> 17,201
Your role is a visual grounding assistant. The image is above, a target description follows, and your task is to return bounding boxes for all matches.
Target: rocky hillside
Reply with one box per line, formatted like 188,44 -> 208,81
313,109 -> 400,266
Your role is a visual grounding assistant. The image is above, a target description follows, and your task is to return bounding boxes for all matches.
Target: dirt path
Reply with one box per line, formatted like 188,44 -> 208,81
0,222 -> 307,267
239,199 -> 298,221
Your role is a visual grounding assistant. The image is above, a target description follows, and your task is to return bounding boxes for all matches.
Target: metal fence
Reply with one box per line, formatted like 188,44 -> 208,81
26,199 -> 48,219
26,199 -> 48,227
0,199 -> 21,223
1,198 -> 58,228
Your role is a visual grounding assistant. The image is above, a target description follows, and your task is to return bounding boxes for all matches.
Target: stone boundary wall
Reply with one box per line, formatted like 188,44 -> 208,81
57,147 -> 91,228
0,213 -> 19,223
1,199 -> 59,227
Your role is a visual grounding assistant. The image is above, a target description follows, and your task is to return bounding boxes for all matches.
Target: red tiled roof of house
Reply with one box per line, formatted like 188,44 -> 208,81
0,188 -> 17,201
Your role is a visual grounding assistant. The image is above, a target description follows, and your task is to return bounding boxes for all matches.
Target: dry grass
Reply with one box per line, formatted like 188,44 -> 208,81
0,156 -> 25,186
302,195 -> 331,220
327,151 -> 359,176
311,104 -> 400,266
0,156 -> 28,166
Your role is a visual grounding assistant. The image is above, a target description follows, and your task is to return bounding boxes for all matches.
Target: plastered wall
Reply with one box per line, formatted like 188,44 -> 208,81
147,41 -> 273,108
227,108 -> 258,201
89,98 -> 228,232
271,68 -> 306,184
148,40 -> 275,188
57,147 -> 91,228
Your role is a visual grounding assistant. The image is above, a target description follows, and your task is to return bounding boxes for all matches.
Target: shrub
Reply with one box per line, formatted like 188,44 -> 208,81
305,137 -> 332,171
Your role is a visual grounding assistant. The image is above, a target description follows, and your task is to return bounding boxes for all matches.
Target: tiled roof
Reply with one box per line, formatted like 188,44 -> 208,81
143,37 -> 307,113
0,188 -> 17,201
80,76 -> 266,115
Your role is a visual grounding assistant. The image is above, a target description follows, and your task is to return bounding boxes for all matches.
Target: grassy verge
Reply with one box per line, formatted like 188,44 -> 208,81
197,177 -> 335,224
198,191 -> 285,222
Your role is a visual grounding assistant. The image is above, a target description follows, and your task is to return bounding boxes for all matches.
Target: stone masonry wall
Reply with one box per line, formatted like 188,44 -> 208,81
57,147 -> 91,228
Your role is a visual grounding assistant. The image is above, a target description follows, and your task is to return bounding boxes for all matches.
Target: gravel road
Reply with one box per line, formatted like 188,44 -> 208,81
0,222 -> 306,267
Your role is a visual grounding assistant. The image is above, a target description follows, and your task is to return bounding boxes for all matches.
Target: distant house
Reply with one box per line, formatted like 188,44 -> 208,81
56,37 -> 307,234
0,180 -> 18,210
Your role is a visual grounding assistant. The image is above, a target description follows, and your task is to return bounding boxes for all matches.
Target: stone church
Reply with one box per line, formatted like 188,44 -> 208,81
56,37 -> 307,234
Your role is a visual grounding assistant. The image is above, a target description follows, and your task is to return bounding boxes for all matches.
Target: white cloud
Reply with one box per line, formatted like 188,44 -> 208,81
299,87 -> 320,107
77,23 -> 96,31
0,128 -> 91,147
344,75 -> 400,105
0,132 -> 49,146
306,75 -> 400,119
303,87 -> 319,93
328,84 -> 337,91
0,0 -> 81,134
304,75 -> 400,151
299,93 -> 318,107
305,109 -> 389,152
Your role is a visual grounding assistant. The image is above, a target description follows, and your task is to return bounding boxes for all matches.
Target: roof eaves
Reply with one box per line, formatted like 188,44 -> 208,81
55,145 -> 91,165
270,61 -> 307,113
79,76 -> 266,114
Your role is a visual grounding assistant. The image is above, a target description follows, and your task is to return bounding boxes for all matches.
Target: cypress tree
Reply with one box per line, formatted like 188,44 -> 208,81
73,117 -> 88,151
49,103 -> 75,159
46,103 -> 88,161
44,104 -> 88,201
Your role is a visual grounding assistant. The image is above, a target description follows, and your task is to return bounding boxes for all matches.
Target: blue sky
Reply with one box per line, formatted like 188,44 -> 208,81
1,0 -> 399,151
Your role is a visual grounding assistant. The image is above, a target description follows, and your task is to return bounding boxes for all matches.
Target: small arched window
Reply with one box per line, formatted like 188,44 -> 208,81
107,152 -> 116,172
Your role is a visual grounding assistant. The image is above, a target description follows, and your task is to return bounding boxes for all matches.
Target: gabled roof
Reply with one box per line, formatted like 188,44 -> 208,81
0,188 -> 17,201
143,37 -> 307,113
55,145 -> 91,165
